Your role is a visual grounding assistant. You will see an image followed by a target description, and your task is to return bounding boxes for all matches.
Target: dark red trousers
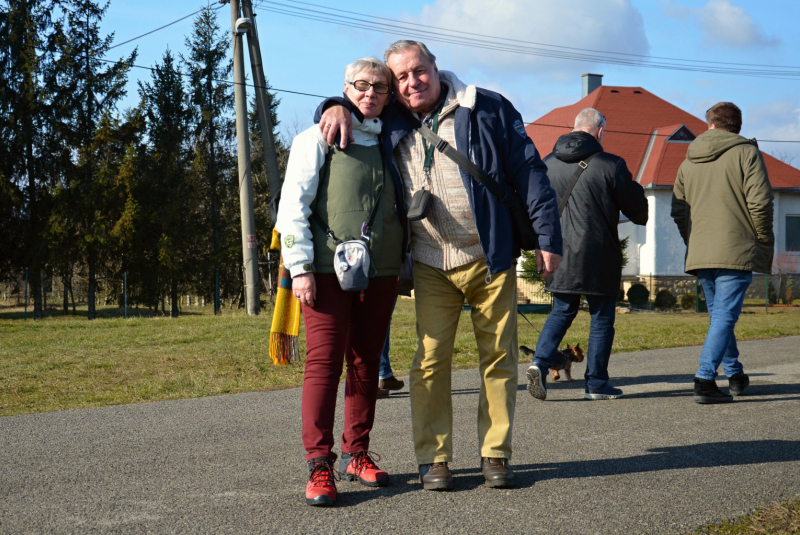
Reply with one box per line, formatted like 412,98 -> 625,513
301,274 -> 398,462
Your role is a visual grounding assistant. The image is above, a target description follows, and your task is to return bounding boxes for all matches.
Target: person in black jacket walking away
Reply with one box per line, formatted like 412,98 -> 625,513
526,108 -> 648,401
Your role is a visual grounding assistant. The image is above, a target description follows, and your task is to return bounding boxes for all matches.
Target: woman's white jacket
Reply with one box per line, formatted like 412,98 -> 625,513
275,113 -> 383,277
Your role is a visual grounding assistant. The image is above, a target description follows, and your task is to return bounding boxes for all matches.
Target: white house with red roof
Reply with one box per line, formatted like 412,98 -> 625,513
525,75 -> 800,278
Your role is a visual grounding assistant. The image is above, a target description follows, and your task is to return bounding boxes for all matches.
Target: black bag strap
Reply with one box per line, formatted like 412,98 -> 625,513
312,138 -> 387,245
557,152 -> 596,217
405,113 -> 515,207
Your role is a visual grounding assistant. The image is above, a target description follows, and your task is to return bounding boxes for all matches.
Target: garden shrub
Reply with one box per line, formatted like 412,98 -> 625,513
627,283 -> 650,306
655,289 -> 677,309
681,292 -> 696,310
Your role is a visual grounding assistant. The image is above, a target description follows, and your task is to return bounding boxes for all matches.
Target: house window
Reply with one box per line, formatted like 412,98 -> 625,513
666,126 -> 696,143
787,215 -> 800,252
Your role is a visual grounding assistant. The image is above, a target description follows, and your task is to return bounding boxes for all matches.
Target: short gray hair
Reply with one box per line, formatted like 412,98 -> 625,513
574,108 -> 607,131
383,40 -> 436,65
344,57 -> 392,84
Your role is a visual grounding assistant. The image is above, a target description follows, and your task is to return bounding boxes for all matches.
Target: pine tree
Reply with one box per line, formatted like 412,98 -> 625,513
139,49 -> 195,317
0,0 -> 60,318
183,6 -> 233,315
58,0 -> 136,319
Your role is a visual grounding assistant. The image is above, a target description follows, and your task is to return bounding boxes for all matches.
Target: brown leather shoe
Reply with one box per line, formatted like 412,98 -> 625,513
481,457 -> 515,488
419,462 -> 454,491
379,376 -> 405,391
376,388 -> 390,399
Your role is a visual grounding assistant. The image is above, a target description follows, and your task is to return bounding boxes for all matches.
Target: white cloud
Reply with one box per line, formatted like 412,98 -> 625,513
402,0 -> 649,79
746,99 -> 800,168
662,0 -> 781,48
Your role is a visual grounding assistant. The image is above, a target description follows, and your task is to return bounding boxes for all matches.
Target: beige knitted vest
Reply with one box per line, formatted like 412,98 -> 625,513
395,73 -> 483,271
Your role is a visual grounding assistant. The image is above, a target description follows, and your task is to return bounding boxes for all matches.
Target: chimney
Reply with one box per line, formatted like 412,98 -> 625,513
581,73 -> 603,98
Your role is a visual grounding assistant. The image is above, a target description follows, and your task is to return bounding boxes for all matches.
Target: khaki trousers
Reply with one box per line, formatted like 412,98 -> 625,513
410,258 -> 518,465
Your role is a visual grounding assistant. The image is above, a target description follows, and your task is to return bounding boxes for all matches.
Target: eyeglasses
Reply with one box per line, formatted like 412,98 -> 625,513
348,80 -> 390,95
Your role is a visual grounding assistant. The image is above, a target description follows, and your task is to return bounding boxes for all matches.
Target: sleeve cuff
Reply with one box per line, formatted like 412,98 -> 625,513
289,264 -> 315,277
536,235 -> 562,255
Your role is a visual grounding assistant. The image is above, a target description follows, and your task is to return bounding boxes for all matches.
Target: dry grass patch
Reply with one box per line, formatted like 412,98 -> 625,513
1,301 -> 799,417
691,498 -> 800,534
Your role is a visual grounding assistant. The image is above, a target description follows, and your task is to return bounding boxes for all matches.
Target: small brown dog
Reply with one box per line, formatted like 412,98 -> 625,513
519,344 -> 584,381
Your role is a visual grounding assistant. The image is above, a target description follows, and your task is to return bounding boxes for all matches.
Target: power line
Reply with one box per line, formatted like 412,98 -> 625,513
107,4 -> 226,52
283,0 -> 800,72
4,1 -> 328,99
9,1 -> 800,142
92,59 -> 800,143
523,122 -> 800,143
96,56 -> 327,99
257,0 -> 800,79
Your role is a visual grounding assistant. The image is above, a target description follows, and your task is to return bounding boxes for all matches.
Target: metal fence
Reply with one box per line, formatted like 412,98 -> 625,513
622,273 -> 800,310
516,270 -> 552,313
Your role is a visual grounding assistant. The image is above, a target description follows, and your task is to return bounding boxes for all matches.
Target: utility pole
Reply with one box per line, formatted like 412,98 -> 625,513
241,0 -> 283,224
230,0 -> 260,315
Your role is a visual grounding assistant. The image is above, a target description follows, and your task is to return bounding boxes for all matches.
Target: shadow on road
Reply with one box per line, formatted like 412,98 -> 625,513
332,466 -> 511,506
513,439 -> 800,487
332,439 -> 800,505
515,373 -> 800,402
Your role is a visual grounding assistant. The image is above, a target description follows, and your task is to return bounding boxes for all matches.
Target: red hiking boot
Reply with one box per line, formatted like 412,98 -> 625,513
305,457 -> 338,507
340,451 -> 390,487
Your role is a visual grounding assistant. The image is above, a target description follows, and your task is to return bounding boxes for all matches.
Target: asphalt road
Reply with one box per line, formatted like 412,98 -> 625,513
2,336 -> 799,534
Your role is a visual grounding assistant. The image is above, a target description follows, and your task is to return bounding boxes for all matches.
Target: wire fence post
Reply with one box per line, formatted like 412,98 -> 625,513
124,271 -> 128,319
649,272 -> 653,310
765,273 -> 769,314
696,277 -> 700,313
24,267 -> 28,321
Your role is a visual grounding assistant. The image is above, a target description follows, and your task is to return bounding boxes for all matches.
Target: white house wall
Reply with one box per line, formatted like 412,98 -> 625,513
774,191 -> 800,256
618,189 -> 685,277
652,190 -> 688,275
620,188 -> 800,277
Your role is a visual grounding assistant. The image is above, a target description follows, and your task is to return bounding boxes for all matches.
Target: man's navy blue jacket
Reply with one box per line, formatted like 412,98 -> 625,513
315,88 -> 562,275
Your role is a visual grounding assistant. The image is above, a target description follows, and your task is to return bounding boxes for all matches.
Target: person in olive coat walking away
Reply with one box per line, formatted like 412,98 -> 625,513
526,108 -> 649,401
671,102 -> 774,404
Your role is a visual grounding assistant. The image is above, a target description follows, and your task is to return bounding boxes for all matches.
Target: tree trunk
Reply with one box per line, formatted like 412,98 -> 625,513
70,278 -> 76,314
170,278 -> 179,318
63,278 -> 69,315
87,249 -> 96,320
24,106 -> 43,320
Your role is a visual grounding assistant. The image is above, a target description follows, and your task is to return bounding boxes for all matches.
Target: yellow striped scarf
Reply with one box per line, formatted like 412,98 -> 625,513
269,229 -> 301,365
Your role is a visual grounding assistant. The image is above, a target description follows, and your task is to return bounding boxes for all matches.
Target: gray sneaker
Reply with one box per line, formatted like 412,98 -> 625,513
584,385 -> 624,400
526,364 -> 547,400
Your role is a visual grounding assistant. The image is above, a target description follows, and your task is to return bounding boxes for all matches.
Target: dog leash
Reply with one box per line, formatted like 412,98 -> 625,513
517,309 -> 540,335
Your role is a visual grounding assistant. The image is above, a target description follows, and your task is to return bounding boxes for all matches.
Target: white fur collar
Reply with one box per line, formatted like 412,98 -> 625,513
438,70 -> 477,111
350,112 -> 382,145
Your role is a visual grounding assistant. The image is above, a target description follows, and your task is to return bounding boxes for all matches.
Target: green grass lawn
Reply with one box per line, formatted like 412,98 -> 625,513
1,299 -> 799,417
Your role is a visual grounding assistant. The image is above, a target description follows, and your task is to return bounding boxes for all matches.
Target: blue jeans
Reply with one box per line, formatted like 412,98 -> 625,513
533,293 -> 617,392
379,297 -> 398,380
696,269 -> 751,380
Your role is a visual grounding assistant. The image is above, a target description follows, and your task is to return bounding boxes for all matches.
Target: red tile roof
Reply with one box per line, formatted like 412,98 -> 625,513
525,86 -> 800,190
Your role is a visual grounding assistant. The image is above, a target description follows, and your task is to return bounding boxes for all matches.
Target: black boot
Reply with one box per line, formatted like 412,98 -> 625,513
694,377 -> 733,404
728,373 -> 749,396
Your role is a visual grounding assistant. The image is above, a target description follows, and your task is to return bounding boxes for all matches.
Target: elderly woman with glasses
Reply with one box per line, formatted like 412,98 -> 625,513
275,57 -> 404,507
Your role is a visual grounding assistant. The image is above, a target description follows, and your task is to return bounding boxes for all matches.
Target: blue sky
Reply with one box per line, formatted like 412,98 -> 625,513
104,0 -> 800,165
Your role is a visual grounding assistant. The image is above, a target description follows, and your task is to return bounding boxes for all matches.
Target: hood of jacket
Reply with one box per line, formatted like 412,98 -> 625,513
552,131 -> 603,164
687,128 -> 754,163
437,70 -> 477,112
